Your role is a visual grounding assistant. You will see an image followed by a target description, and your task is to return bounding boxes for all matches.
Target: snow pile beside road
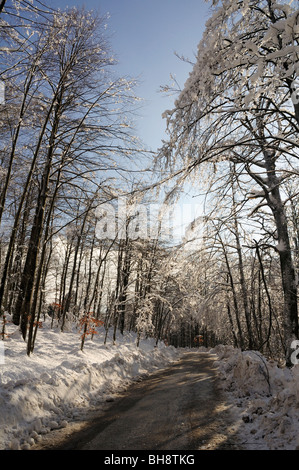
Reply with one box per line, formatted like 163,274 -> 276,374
0,318 -> 180,450
210,344 -> 299,450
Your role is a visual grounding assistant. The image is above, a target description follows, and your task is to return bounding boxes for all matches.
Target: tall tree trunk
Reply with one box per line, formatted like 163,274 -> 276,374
1,83 -> 62,316
230,164 -> 254,348
217,227 -> 244,349
233,210 -> 253,349
264,150 -> 298,365
0,0 -> 6,14
14,92 -> 63,338
27,168 -> 61,354
61,210 -> 88,331
118,239 -> 131,335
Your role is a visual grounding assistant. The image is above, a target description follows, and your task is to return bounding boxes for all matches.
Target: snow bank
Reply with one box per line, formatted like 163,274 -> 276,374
210,344 -> 299,450
0,318 -> 180,450
3,317 -> 298,451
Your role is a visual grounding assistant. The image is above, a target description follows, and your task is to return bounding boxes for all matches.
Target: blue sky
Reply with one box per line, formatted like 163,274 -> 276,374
48,1 -> 212,239
50,0 -> 212,152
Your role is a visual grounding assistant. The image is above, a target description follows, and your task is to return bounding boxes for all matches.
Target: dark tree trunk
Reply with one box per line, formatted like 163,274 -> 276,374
264,151 -> 298,365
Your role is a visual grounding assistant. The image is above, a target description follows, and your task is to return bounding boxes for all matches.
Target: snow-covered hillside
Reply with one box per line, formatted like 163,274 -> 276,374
0,317 -> 180,450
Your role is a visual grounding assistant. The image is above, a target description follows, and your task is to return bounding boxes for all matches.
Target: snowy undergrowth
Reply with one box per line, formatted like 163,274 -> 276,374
0,316 -> 180,450
210,344 -> 299,450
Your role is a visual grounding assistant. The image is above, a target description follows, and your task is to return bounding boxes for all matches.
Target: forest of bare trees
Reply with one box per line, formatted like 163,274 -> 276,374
0,0 -> 298,366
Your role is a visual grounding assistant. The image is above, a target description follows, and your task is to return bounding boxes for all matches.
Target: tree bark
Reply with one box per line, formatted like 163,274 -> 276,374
14,91 -> 63,339
263,150 -> 298,365
0,0 -> 6,15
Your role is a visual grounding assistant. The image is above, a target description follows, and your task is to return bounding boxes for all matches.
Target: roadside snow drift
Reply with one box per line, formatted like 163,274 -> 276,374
0,318 -> 180,450
210,345 -> 299,450
2,318 -> 299,451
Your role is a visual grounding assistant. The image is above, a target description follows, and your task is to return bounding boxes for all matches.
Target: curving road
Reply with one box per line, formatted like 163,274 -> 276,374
39,351 -> 241,451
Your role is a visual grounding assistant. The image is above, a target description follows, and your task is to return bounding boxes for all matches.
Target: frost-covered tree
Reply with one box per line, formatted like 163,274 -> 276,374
0,3 -> 141,353
160,0 -> 299,364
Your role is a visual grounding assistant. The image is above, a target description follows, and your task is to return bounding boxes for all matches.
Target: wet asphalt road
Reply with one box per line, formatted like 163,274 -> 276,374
49,351 -> 240,451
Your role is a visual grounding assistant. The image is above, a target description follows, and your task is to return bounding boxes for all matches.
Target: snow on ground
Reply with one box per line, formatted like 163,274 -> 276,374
209,344 -> 299,450
1,315 -> 299,451
0,316 -> 180,450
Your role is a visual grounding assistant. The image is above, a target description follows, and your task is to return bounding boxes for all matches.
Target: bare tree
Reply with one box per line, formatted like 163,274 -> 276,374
159,0 -> 299,364
0,4 -> 141,352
